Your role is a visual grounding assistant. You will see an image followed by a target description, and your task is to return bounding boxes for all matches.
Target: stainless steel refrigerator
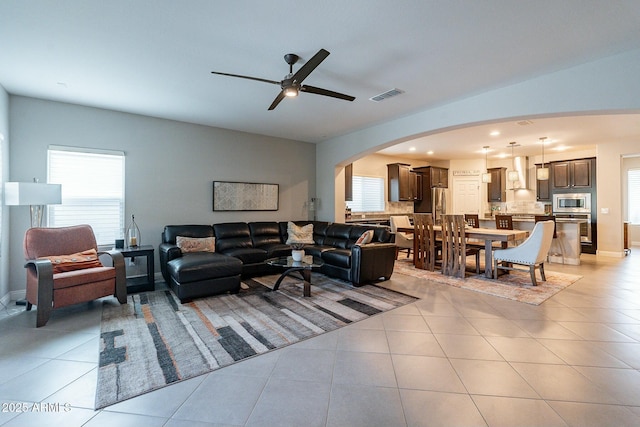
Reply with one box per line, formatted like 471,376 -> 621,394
432,187 -> 446,224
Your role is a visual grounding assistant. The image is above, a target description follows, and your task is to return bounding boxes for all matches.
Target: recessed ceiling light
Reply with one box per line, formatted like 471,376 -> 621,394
426,150 -> 434,155
409,147 -> 416,152
490,131 -> 500,136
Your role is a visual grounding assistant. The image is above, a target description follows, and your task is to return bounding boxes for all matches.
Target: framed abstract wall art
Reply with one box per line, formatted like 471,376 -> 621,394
213,181 -> 279,211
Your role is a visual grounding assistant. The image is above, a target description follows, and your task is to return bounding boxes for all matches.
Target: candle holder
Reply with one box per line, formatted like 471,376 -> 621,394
126,214 -> 141,247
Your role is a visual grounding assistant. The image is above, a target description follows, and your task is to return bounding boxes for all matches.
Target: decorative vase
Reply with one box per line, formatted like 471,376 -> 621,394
126,214 -> 141,247
291,249 -> 304,262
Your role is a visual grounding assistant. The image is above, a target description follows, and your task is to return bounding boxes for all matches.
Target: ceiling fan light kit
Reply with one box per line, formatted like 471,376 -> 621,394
211,49 -> 355,110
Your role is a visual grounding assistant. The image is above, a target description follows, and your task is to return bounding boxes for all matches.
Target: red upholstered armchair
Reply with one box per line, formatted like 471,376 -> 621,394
23,224 -> 127,327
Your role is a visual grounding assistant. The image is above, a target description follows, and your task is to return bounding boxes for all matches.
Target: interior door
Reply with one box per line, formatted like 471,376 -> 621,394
453,178 -> 480,215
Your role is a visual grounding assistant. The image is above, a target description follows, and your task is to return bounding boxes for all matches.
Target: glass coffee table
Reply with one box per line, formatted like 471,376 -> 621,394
266,255 -> 325,297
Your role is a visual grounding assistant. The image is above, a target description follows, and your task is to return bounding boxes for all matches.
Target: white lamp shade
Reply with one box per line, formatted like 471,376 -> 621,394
481,173 -> 492,183
507,170 -> 520,182
536,167 -> 550,181
4,182 -> 62,206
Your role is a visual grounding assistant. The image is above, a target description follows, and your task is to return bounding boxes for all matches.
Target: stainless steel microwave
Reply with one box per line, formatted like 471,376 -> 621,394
553,193 -> 591,213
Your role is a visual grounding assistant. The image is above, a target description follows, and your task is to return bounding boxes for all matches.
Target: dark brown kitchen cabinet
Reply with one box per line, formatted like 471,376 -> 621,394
412,166 -> 448,188
487,167 -> 506,202
412,166 -> 448,212
387,163 -> 418,201
551,158 -> 593,189
535,164 -> 551,201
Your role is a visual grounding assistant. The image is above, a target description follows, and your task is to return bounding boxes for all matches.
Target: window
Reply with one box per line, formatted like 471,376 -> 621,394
346,175 -> 385,212
48,146 -> 125,246
629,168 -> 640,224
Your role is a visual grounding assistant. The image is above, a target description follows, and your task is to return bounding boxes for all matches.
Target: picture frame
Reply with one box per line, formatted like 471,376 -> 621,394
213,181 -> 279,211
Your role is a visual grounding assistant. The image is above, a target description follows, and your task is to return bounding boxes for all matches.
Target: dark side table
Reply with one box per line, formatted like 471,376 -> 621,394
114,245 -> 155,293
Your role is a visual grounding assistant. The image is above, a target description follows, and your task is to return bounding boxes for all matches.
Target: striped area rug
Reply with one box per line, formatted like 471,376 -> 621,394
95,273 -> 416,409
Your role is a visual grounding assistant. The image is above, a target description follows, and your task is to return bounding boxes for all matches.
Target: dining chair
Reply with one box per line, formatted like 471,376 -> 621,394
390,215 -> 413,259
413,213 -> 440,271
464,214 -> 480,228
535,215 -> 563,262
441,214 -> 480,278
493,220 -> 555,285
495,214 -> 513,230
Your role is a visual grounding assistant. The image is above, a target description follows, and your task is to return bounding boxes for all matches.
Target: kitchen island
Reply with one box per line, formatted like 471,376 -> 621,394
479,217 -> 585,265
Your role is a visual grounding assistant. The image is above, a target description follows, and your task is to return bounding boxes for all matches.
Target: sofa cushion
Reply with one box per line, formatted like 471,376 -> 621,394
323,224 -> 352,249
218,247 -> 269,265
285,222 -> 314,244
214,222 -> 253,252
303,245 -> 336,258
176,236 -> 215,253
249,222 -> 282,247
163,225 -> 214,244
322,248 -> 351,268
168,252 -> 242,284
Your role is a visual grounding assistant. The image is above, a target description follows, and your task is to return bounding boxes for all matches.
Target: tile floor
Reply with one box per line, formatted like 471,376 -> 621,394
1,251 -> 639,426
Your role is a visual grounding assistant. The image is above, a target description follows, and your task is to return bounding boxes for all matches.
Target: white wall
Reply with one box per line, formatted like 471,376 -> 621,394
8,97 -> 315,295
317,48 -> 640,256
0,86 -> 9,305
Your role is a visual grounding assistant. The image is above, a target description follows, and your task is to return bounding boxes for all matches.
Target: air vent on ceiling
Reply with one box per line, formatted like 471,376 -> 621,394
517,120 -> 534,126
369,88 -> 405,102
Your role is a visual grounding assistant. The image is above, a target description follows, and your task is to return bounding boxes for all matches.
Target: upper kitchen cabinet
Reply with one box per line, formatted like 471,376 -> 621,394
387,163 -> 419,201
535,164 -> 551,201
487,167 -> 506,202
551,158 -> 594,190
412,166 -> 448,212
412,166 -> 448,188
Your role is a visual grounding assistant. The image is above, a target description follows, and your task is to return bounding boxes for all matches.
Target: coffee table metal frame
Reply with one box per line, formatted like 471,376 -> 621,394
266,255 -> 325,297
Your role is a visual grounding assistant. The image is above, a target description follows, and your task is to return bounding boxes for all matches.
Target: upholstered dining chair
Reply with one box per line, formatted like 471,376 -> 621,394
493,220 -> 555,286
23,224 -> 127,327
441,214 -> 480,278
413,213 -> 440,271
390,215 -> 414,259
535,215 -> 563,263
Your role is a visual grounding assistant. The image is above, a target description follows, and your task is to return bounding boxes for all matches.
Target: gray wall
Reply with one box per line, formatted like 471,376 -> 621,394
7,96 -> 315,296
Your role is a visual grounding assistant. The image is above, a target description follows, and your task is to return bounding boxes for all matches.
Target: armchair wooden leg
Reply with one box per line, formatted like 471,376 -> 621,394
529,266 -> 538,286
26,302 -> 33,311
539,263 -> 546,282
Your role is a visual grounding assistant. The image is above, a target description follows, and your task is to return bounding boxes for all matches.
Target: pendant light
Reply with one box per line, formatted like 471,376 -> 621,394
481,146 -> 492,183
507,141 -> 520,182
537,137 -> 549,180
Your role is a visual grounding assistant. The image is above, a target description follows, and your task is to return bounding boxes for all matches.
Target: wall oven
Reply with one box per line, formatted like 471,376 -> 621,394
553,193 -> 592,244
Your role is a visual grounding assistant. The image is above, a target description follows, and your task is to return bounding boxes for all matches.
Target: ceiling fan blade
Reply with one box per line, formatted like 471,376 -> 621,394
268,90 -> 286,110
301,85 -> 355,101
291,49 -> 330,85
211,71 -> 280,86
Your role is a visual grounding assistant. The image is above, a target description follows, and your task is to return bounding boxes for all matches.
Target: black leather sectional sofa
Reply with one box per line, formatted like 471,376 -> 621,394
159,221 -> 397,302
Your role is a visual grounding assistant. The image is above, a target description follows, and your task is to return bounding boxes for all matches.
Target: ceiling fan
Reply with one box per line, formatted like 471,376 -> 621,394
211,48 -> 355,110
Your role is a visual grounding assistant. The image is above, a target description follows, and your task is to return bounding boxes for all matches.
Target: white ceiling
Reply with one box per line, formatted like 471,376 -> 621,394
2,1 -> 640,158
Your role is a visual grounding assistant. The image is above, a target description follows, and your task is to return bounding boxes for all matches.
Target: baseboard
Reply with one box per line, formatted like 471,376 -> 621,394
0,292 -> 10,308
596,250 -> 624,258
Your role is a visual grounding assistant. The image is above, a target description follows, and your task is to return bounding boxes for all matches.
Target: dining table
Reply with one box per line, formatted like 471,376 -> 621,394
398,226 -> 529,278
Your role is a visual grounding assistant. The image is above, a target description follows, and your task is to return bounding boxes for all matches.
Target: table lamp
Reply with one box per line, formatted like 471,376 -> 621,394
4,179 -> 62,227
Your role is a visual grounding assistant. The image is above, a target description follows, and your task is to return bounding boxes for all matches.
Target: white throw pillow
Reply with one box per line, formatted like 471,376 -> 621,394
355,229 -> 374,246
286,222 -> 315,245
176,236 -> 216,253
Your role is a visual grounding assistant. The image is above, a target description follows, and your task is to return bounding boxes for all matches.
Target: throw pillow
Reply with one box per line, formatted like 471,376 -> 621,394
39,249 -> 104,274
286,222 -> 314,245
355,229 -> 374,246
176,236 -> 216,253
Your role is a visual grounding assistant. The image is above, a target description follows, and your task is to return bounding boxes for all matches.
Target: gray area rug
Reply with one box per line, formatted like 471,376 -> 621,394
95,273 -> 417,409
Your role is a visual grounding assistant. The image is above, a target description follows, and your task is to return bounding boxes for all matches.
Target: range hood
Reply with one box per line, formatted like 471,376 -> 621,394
508,156 -> 529,190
